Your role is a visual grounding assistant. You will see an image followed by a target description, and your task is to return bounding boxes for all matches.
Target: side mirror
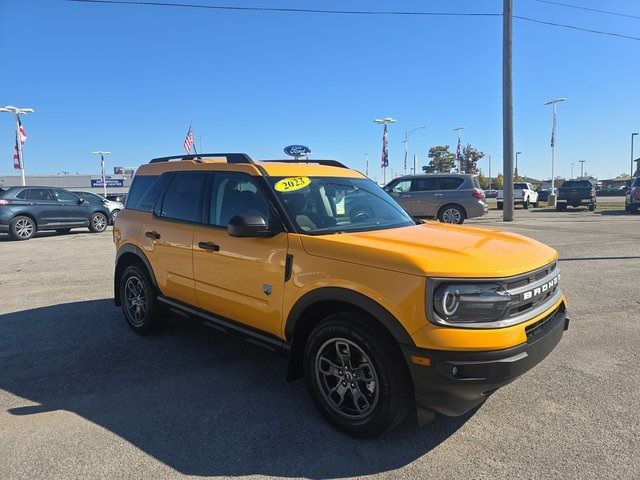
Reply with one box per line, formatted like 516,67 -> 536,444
228,214 -> 276,238
78,197 -> 85,204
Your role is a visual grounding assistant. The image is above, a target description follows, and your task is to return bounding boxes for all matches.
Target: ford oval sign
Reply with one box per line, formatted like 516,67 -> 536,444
284,145 -> 311,157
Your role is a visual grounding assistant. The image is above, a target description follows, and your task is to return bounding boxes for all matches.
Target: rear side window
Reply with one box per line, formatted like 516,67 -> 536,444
26,189 -> 55,201
472,176 -> 481,189
159,172 -> 206,222
438,177 -> 465,190
127,175 -> 160,211
15,190 -> 27,199
412,178 -> 438,191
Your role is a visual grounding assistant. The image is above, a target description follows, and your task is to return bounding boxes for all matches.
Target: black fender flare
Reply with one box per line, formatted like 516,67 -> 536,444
284,287 -> 415,346
114,244 -> 158,305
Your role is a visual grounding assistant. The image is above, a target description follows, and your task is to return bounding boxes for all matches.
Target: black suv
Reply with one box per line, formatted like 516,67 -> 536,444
0,186 -> 110,240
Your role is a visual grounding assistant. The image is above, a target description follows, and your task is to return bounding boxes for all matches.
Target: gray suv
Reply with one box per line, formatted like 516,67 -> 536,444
384,173 -> 488,224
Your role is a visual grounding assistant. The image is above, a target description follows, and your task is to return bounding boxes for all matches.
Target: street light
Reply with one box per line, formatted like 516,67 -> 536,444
631,133 -> 638,178
453,126 -> 465,173
0,105 -> 35,186
92,151 -> 111,197
374,117 -> 396,184
402,125 -> 426,175
544,98 -> 566,206
579,160 -> 586,178
364,153 -> 369,177
515,151 -> 522,180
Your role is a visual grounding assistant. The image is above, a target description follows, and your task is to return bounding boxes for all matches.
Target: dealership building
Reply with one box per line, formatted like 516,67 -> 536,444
0,173 -> 131,195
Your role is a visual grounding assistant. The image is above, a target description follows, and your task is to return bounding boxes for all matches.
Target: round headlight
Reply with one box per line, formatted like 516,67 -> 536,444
441,288 -> 459,316
432,283 -> 512,324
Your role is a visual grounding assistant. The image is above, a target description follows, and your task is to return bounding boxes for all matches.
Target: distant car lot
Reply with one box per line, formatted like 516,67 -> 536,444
0,209 -> 638,479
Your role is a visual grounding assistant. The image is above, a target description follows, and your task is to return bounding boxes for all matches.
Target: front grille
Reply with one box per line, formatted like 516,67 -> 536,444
525,305 -> 563,341
504,262 -> 560,320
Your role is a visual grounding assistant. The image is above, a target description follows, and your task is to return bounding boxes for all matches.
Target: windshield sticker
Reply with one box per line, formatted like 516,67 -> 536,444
274,176 -> 311,192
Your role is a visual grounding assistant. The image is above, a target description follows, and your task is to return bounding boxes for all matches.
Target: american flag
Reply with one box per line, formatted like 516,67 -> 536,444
380,124 -> 389,168
12,117 -> 27,170
456,136 -> 462,172
183,125 -> 194,154
550,115 -> 556,148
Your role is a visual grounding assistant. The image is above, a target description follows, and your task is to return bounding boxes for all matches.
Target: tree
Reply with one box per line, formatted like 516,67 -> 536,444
477,171 -> 490,190
493,173 -> 504,190
423,145 -> 455,173
461,144 -> 485,174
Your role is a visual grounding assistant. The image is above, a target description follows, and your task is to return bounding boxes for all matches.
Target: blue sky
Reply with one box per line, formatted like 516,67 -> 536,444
1,0 -> 639,182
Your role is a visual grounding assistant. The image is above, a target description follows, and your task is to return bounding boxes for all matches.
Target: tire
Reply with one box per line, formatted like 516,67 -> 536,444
438,204 -> 465,224
9,216 -> 36,241
119,263 -> 164,334
588,202 -> 596,212
631,204 -> 638,213
533,201 -> 540,208
303,312 -> 413,438
523,199 -> 530,210
556,203 -> 566,212
110,209 -> 121,224
55,228 -> 71,234
89,212 -> 108,233
497,202 -> 503,210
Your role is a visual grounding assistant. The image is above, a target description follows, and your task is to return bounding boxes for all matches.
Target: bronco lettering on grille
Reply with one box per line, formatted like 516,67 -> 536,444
522,275 -> 559,301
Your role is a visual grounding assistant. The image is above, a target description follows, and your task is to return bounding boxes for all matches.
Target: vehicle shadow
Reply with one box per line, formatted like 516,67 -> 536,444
0,300 -> 472,478
0,230 -> 97,242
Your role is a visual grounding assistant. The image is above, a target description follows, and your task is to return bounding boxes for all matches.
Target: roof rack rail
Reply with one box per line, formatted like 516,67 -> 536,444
261,159 -> 348,169
149,153 -> 254,164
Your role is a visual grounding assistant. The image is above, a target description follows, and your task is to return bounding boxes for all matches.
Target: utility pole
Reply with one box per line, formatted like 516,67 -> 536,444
364,153 -> 369,177
0,105 -> 35,186
92,151 -> 111,197
502,0 -> 514,221
402,126 -> 426,175
515,151 -> 522,180
488,154 -> 492,191
579,160 -> 586,178
413,153 -> 418,175
631,133 -> 638,178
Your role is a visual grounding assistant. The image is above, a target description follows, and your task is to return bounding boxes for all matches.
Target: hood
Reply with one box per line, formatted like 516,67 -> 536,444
299,223 -> 557,278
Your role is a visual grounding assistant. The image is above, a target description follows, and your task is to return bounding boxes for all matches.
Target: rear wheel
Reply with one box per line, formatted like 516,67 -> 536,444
119,264 -> 164,334
533,201 -> 540,208
556,203 -> 566,212
89,212 -> 108,233
303,312 -> 413,438
523,199 -> 530,209
438,204 -> 465,224
9,216 -> 35,241
497,202 -> 503,210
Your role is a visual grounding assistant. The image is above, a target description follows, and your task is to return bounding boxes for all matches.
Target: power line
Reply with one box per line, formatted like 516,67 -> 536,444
532,0 -> 640,21
66,0 -> 500,16
66,0 -> 640,41
515,15 -> 640,41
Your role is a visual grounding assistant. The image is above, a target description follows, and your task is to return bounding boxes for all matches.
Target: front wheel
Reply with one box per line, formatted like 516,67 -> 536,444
438,204 -> 465,224
89,212 -> 108,232
533,201 -> 540,208
588,202 -> 596,212
110,209 -> 121,224
303,312 -> 413,438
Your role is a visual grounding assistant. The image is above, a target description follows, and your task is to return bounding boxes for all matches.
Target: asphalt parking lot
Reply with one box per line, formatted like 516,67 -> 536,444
1,207 -> 639,479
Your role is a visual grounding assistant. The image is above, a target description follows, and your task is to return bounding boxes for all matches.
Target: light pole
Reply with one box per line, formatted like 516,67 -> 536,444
515,151 -> 522,180
0,105 -> 35,186
402,126 -> 426,175
374,117 -> 396,184
544,97 -> 566,205
571,162 -> 575,179
364,153 -> 369,177
488,154 -> 492,191
413,153 -> 418,174
631,133 -> 638,178
92,151 -> 111,197
579,160 -> 586,178
453,126 -> 465,173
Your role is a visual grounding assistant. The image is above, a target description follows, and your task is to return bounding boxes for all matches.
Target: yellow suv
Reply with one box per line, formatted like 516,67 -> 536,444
113,153 -> 569,437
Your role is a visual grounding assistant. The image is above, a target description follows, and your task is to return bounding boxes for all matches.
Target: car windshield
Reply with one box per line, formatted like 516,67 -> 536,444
267,176 -> 415,234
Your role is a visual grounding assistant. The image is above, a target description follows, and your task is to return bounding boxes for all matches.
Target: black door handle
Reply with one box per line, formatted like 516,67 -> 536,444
145,230 -> 161,240
198,241 -> 220,252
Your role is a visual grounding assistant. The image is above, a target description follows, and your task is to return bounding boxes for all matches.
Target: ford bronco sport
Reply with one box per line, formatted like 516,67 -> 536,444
113,153 -> 569,437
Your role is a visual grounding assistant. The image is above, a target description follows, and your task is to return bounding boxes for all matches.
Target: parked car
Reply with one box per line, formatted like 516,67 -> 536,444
383,173 -> 488,224
625,177 -> 640,213
113,153 -> 568,437
556,179 -> 597,211
0,186 -> 110,240
484,189 -> 498,198
496,182 -> 539,210
537,188 -> 556,202
106,193 -> 127,204
72,191 -> 125,223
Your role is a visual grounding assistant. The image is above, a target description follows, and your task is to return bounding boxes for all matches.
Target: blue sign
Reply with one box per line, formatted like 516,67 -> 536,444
91,178 -> 125,187
284,145 -> 311,157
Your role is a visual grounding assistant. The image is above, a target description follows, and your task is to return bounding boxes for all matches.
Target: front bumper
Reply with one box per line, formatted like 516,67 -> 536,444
400,303 -> 569,417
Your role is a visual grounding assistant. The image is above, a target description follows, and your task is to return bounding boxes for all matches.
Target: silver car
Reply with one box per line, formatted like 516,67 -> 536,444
384,173 -> 488,224
72,191 -> 125,224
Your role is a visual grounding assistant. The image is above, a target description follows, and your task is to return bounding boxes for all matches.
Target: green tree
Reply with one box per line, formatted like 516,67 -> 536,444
477,171 -> 490,190
461,144 -> 485,174
493,173 -> 504,190
423,145 -> 455,173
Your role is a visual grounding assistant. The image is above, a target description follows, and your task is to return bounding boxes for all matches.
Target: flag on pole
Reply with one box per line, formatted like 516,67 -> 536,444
456,136 -> 463,172
183,125 -> 194,154
12,118 -> 27,170
380,124 -> 389,168
550,115 -> 556,148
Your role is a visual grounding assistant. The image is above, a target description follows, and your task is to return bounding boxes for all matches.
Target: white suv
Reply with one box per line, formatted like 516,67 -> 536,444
496,182 -> 539,210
